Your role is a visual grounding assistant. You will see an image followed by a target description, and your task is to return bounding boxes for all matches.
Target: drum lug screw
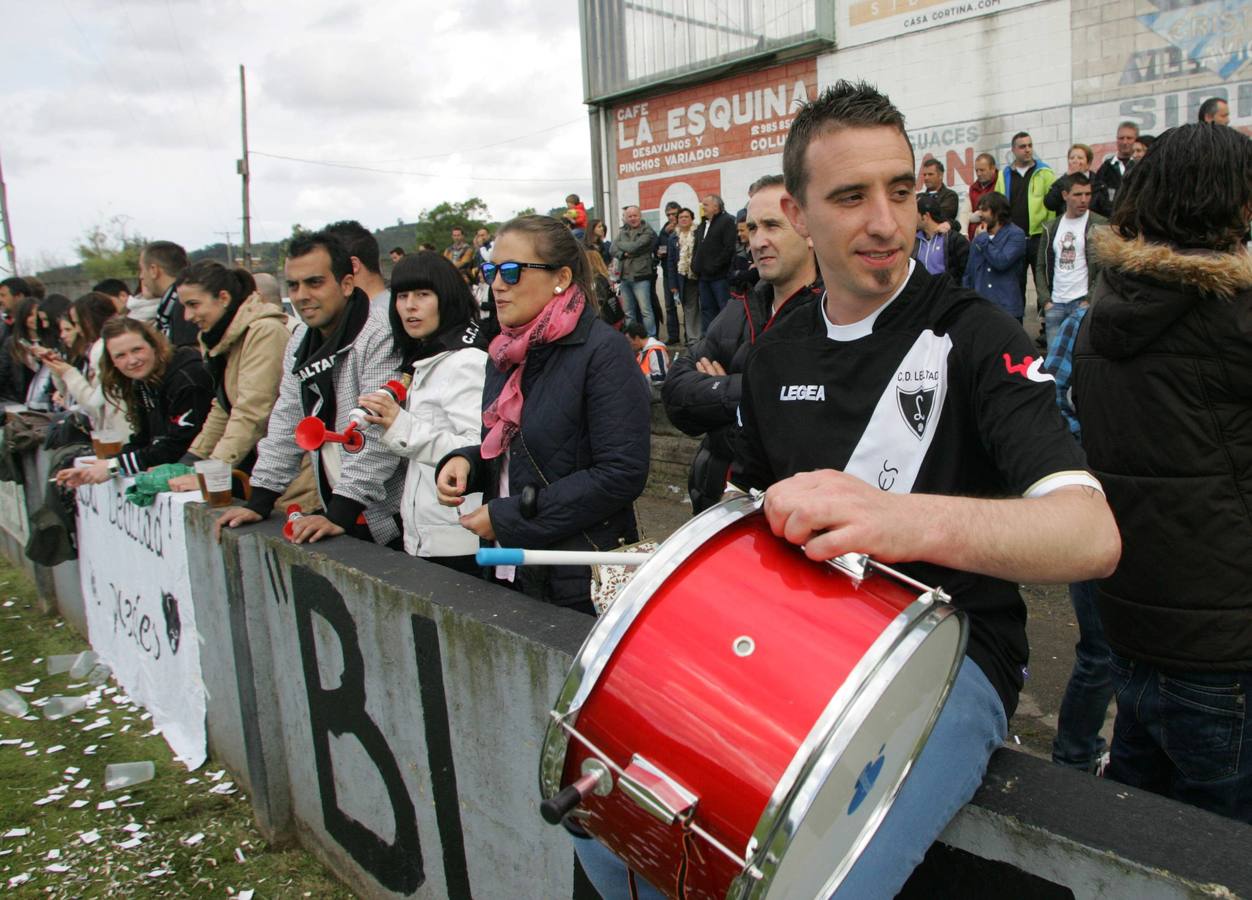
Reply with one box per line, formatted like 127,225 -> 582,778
733,636 -> 756,657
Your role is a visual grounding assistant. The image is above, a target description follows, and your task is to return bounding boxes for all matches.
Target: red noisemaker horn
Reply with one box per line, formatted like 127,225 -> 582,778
348,379 -> 410,429
282,504 -> 304,541
293,417 -> 365,454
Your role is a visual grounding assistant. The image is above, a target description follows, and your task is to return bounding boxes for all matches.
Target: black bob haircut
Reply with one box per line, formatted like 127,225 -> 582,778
387,251 -> 476,354
287,230 -> 353,283
1112,123 -> 1252,251
783,80 -> 911,206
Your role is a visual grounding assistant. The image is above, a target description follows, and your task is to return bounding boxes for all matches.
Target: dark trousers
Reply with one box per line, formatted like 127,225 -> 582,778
1020,233 -> 1042,311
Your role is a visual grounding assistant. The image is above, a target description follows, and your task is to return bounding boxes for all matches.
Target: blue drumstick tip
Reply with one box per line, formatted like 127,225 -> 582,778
476,548 -> 525,565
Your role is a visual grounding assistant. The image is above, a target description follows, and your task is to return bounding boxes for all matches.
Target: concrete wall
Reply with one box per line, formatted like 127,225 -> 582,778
4,447 -> 1252,898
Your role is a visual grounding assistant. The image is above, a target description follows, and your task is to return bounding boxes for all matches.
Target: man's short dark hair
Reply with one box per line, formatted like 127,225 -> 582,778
748,174 -> 785,197
142,240 -> 189,277
916,193 -> 942,221
664,200 -> 681,212
1118,120 -> 1140,136
1011,132 -> 1031,147
624,320 -> 648,340
975,152 -> 996,168
921,158 -> 944,175
0,277 -> 30,298
92,278 -> 130,297
1063,172 -> 1091,189
324,220 -> 381,275
1197,97 -> 1227,122
783,80 -> 911,206
287,229 -> 353,282
977,191 -> 1012,228
1112,123 -> 1252,251
389,247 -> 405,257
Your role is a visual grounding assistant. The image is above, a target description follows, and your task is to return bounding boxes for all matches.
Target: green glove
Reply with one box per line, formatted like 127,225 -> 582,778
123,463 -> 195,507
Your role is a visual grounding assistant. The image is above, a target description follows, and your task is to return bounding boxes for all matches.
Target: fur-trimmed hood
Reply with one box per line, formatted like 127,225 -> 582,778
1087,229 -> 1252,359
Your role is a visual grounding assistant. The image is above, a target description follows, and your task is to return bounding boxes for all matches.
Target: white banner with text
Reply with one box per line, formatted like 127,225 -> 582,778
76,483 -> 206,769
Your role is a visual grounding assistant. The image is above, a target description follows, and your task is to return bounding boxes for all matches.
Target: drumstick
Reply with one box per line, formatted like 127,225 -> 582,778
475,548 -> 653,567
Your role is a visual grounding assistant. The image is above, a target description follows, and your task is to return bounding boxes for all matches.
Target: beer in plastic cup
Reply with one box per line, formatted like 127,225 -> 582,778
90,430 -> 124,459
195,459 -> 234,507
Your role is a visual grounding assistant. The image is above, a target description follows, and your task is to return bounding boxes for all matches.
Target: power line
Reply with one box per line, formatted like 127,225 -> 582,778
248,151 -> 587,184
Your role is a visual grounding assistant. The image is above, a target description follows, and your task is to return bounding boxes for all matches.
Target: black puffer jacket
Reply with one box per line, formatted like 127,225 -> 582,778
1073,231 -> 1252,669
441,306 -> 651,608
662,278 -> 821,511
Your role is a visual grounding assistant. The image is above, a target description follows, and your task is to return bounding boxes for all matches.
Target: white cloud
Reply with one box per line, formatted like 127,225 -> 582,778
2,0 -> 591,270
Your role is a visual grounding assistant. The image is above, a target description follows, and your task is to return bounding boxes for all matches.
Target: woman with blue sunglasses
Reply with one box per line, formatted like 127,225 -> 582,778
435,214 -> 651,613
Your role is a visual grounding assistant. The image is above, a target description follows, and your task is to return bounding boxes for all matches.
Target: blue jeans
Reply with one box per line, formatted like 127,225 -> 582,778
1052,580 -> 1112,771
572,657 -> 1007,900
620,279 -> 656,337
1044,298 -> 1086,353
697,278 -> 730,331
1106,653 -> 1252,824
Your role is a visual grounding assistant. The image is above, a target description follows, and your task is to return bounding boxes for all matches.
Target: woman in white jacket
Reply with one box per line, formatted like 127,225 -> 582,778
356,252 -> 489,574
43,292 -> 130,439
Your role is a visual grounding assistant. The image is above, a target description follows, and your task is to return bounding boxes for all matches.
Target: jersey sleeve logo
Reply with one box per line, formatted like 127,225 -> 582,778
1003,353 -> 1056,384
896,386 -> 937,440
170,409 -> 195,428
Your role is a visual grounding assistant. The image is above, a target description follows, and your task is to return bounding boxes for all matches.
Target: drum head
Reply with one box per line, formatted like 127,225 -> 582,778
735,604 -> 965,899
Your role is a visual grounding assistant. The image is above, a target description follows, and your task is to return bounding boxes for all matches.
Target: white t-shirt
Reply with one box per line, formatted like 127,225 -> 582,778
1051,213 -> 1090,302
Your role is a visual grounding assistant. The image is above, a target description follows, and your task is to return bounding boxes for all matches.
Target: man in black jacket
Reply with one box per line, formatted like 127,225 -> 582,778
917,158 -> 959,224
1090,121 -> 1137,217
662,175 -> 819,512
691,193 -> 737,330
140,241 -> 200,348
1072,123 -> 1252,824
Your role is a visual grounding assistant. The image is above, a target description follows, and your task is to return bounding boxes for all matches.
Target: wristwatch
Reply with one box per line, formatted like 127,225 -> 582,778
106,458 -> 120,478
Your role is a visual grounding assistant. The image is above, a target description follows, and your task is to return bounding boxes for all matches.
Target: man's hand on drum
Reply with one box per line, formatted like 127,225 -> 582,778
764,469 -> 919,563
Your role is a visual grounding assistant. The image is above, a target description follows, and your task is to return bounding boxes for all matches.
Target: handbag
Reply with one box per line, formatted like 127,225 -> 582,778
515,432 -> 650,614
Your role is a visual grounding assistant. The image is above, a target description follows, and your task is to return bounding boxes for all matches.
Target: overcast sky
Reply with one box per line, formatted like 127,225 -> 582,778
2,0 -> 592,271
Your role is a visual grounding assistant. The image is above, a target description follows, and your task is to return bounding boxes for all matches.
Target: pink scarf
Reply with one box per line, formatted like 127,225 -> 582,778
481,285 -> 586,459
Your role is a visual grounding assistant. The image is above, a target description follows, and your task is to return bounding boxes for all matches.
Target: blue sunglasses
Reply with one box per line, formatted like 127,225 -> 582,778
481,261 -> 557,285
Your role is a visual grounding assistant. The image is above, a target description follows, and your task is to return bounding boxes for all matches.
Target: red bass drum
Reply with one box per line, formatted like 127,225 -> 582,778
539,494 -> 967,899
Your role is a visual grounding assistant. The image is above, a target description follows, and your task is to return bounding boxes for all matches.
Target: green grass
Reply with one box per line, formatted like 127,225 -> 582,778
0,557 -> 355,898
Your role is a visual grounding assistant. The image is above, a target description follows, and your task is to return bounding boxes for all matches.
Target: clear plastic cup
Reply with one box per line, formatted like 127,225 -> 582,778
86,663 -> 112,686
0,689 -> 28,718
42,695 -> 88,720
104,761 -> 155,791
68,651 -> 99,679
47,654 -> 79,675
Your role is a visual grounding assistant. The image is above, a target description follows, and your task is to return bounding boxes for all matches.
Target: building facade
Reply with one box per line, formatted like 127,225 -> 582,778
580,0 -> 1250,230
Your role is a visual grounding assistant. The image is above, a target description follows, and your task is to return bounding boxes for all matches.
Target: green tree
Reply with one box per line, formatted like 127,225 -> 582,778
413,198 -> 491,250
76,216 -> 145,282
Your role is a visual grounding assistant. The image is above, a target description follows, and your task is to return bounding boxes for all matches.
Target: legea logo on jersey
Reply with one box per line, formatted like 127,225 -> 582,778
779,384 -> 826,401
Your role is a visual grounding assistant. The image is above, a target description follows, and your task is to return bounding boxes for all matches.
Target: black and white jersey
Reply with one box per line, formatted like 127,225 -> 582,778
733,266 -> 1095,717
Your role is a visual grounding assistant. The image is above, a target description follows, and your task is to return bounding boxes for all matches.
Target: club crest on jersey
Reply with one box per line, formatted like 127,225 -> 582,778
896,386 -> 937,439
779,384 -> 826,402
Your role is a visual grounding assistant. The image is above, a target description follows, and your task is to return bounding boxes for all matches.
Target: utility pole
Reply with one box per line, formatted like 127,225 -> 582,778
216,231 -> 235,266
0,147 -> 16,275
237,64 -> 253,269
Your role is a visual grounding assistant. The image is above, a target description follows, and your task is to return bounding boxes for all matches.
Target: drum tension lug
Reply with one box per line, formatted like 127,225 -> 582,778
619,754 -> 698,826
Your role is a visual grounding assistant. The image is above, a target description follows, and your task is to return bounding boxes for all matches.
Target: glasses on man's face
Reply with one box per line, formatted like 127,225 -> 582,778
481,261 -> 557,285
